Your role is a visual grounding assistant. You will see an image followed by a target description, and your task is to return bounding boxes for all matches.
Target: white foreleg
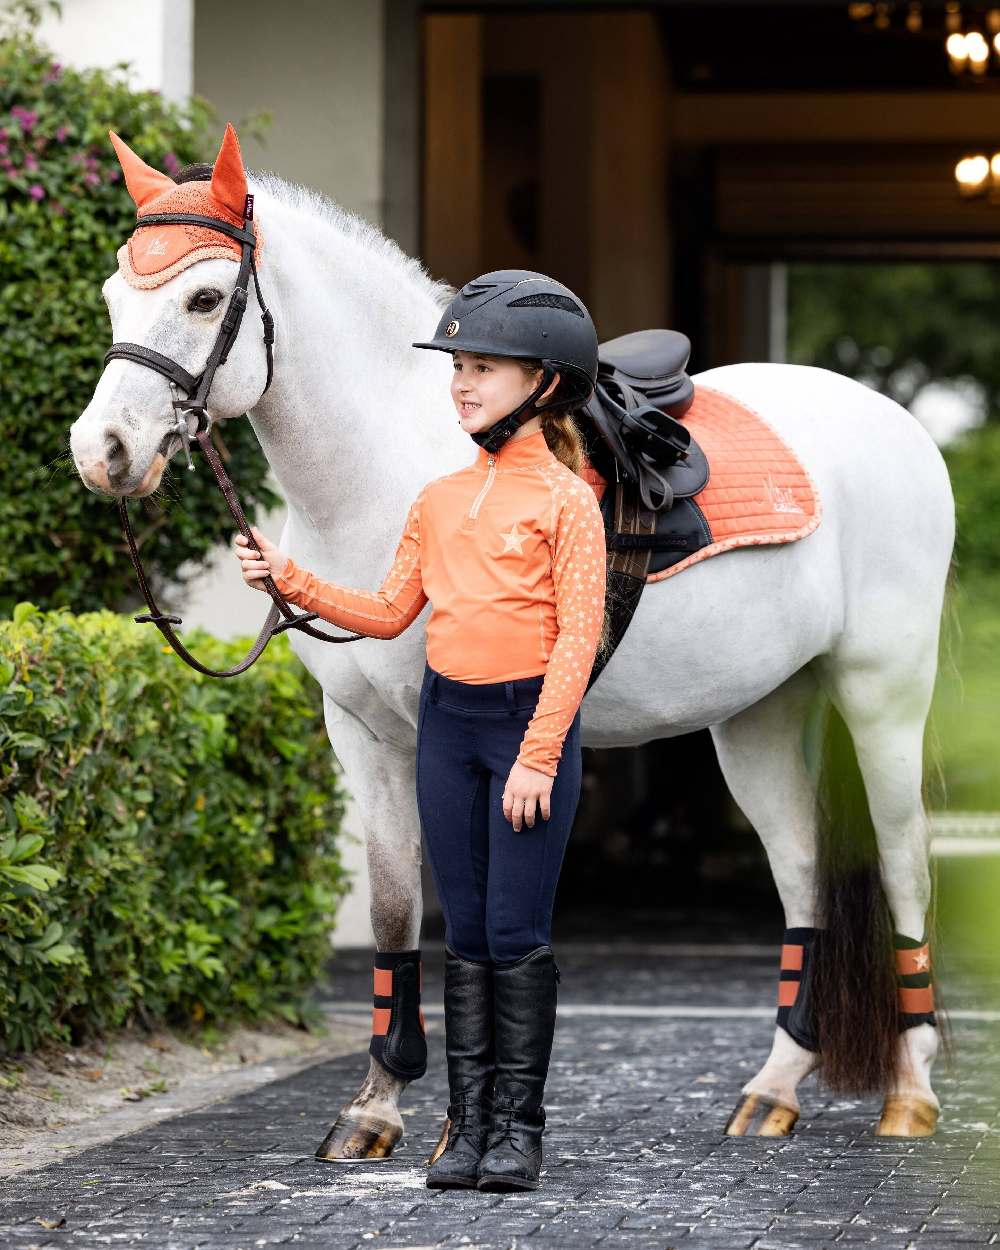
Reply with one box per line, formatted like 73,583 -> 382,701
711,667 -> 822,1134
313,695 -> 425,1161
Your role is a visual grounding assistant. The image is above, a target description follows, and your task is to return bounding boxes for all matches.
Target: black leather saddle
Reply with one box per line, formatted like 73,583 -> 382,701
581,328 -> 707,514
580,328 -> 713,693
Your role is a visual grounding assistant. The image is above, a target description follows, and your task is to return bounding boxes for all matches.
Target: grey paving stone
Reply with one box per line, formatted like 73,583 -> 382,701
3,946 -> 1000,1250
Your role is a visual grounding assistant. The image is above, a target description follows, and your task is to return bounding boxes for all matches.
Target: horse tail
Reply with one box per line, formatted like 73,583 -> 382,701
812,701 -> 898,1093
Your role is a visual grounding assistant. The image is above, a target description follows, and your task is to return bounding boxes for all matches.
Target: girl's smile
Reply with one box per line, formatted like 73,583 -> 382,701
450,350 -> 558,437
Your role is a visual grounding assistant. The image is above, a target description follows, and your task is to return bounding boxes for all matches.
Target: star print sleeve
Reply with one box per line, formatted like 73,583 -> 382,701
516,475 -> 607,777
271,494 -> 427,639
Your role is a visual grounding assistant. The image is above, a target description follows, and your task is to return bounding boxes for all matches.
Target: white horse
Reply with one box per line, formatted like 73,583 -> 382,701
71,163 -> 954,1158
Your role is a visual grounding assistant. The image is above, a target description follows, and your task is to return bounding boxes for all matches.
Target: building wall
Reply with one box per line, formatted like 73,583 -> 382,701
422,9 -> 673,337
36,0 -> 193,103
193,0 -> 385,224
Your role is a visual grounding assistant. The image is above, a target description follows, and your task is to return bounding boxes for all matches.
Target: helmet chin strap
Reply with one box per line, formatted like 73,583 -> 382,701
469,368 -> 555,454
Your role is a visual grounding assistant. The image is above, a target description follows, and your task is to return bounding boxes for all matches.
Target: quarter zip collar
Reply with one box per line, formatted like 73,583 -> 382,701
473,428 -> 552,471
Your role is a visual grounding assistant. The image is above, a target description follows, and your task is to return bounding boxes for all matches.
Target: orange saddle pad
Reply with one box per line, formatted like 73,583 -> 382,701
581,384 -> 821,584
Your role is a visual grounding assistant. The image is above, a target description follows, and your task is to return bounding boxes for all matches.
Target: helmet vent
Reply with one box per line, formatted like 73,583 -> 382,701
508,293 -> 585,317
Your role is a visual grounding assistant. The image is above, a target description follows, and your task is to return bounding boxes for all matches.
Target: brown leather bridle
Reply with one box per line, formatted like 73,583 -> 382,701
104,198 -> 365,678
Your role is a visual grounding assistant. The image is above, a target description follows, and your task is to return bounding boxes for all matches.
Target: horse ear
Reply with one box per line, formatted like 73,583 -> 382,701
209,123 -> 248,219
108,131 -> 176,207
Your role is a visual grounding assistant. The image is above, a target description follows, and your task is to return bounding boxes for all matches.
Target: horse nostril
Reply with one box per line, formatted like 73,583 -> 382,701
105,430 -> 130,482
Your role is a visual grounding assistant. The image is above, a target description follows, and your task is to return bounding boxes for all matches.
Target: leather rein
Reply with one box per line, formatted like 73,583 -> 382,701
104,200 -> 365,679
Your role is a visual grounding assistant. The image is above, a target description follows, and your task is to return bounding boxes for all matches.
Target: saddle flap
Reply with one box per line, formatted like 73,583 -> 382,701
582,381 -> 709,509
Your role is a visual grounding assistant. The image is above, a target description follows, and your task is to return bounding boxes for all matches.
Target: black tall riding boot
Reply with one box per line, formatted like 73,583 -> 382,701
426,949 -> 494,1189
477,946 -> 558,1192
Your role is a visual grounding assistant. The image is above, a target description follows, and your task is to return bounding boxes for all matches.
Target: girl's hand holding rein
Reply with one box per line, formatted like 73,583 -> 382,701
503,760 -> 555,832
233,525 -> 289,589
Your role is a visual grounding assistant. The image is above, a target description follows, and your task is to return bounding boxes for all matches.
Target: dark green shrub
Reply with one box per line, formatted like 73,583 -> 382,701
0,603 -> 348,1054
943,424 -> 1000,576
0,15 -> 280,618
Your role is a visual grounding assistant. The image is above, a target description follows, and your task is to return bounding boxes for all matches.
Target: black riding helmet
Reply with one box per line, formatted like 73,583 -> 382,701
413,269 -> 599,453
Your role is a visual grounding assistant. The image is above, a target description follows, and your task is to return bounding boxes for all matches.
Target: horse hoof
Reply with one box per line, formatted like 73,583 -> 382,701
314,1111 -> 403,1161
875,1095 -> 939,1138
427,1115 -> 451,1166
724,1093 -> 799,1137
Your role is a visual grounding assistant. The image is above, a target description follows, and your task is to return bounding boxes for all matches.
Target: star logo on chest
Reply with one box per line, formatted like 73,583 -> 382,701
913,950 -> 930,971
498,523 -> 526,555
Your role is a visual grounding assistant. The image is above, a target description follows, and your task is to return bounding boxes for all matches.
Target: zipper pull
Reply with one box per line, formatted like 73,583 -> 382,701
488,456 -> 495,467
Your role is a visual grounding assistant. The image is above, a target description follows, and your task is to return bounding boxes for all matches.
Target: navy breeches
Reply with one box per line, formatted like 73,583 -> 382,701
416,663 -> 582,966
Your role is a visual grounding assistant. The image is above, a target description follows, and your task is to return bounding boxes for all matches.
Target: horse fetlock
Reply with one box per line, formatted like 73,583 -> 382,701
356,1054 -> 409,1107
889,1023 -> 939,1104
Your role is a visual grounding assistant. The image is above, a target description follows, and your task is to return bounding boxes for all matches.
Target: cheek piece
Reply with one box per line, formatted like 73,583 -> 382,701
369,950 -> 428,1080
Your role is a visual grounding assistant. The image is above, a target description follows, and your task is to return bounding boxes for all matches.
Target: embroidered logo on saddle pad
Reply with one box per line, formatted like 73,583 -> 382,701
108,123 -> 264,290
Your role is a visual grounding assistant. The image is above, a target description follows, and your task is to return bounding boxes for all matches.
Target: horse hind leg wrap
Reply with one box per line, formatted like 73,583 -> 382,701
895,934 -> 936,1030
369,949 -> 428,1080
775,927 -> 820,1052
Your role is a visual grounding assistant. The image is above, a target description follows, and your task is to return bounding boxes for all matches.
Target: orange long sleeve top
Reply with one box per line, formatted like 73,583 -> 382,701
272,428 -> 607,776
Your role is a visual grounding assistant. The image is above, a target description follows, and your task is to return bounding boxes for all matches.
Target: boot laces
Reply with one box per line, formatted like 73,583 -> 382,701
487,1098 -> 519,1148
447,1098 -> 485,1147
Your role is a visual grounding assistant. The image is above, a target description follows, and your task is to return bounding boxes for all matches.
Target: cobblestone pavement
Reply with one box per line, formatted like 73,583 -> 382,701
3,943 -> 1000,1250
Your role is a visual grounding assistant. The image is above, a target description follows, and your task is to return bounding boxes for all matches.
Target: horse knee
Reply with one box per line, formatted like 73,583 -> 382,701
367,844 -> 422,950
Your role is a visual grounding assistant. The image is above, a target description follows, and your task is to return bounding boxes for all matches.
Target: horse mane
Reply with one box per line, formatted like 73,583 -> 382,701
246,168 -> 453,314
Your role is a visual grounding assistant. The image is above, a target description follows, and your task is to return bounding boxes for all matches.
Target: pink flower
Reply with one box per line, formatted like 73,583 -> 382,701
44,63 -> 63,82
55,124 -> 68,142
28,184 -> 45,200
83,170 -> 100,187
11,107 -> 38,132
163,151 -> 180,175
24,153 -> 38,172
106,167 -> 120,182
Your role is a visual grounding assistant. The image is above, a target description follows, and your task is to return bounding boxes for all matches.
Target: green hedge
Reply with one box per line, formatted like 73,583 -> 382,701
943,423 -> 1000,576
0,15 -> 280,617
0,603 -> 349,1054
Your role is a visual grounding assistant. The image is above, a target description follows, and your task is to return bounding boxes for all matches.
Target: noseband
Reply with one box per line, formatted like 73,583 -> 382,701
105,199 -> 365,678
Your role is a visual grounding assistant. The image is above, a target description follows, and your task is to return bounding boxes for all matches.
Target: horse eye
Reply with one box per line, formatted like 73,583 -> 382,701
188,289 -> 222,313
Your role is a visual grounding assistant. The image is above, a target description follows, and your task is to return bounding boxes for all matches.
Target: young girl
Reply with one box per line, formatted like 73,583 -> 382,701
234,270 -> 606,1192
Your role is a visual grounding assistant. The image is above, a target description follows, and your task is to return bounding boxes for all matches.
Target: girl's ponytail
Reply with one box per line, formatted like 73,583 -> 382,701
540,411 -> 586,477
539,408 -> 616,666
